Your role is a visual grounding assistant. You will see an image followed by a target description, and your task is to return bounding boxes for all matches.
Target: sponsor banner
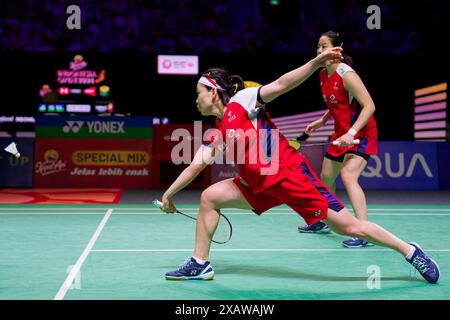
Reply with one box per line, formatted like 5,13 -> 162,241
0,138 -> 34,187
35,115 -> 153,139
211,164 -> 240,184
153,123 -> 210,156
437,142 -> 450,189
336,141 -> 439,190
152,123 -> 210,189
34,138 -> 152,188
157,55 -> 199,75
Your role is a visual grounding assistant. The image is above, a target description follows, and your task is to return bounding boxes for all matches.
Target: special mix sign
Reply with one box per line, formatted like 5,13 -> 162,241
34,138 -> 152,188
34,115 -> 153,188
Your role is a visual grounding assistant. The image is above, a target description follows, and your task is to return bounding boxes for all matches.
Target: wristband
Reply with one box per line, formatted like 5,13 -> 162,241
348,128 -> 357,136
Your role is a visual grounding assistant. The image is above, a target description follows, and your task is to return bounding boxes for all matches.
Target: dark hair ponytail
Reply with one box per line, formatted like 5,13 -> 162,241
321,31 -> 353,66
230,75 -> 245,95
201,68 -> 245,105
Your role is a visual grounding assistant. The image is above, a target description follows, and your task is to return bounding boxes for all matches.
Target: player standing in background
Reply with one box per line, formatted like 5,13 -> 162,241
157,47 -> 439,284
298,31 -> 378,248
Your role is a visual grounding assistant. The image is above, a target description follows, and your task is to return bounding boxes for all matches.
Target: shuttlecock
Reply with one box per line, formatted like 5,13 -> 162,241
4,142 -> 20,158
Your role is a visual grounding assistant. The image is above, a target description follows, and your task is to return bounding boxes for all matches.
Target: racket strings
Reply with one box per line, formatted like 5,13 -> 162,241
212,214 -> 232,243
152,199 -> 232,244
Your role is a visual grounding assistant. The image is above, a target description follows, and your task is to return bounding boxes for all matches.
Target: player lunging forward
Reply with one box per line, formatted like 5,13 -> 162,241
158,47 -> 439,284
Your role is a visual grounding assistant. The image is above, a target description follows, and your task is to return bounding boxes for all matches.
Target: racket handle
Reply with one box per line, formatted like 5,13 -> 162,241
332,139 -> 360,146
152,199 -> 163,208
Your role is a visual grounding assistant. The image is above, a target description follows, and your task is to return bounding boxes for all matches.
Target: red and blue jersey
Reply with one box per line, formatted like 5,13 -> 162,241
320,63 -> 378,156
204,87 -> 306,193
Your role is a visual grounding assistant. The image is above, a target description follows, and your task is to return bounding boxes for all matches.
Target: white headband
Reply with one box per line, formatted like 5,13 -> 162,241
198,76 -> 225,91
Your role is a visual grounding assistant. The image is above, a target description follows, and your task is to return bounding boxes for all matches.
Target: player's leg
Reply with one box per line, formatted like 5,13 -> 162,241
340,153 -> 369,221
165,178 -> 253,280
298,156 -> 342,233
194,178 -> 253,261
288,159 -> 440,284
320,155 -> 343,194
324,208 -> 440,283
325,208 -> 408,252
339,152 -> 373,247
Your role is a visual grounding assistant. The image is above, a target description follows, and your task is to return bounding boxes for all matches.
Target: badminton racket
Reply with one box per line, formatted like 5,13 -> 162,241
288,139 -> 360,150
152,199 -> 233,244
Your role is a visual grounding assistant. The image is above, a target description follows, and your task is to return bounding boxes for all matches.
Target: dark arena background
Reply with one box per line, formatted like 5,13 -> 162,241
0,0 -> 449,315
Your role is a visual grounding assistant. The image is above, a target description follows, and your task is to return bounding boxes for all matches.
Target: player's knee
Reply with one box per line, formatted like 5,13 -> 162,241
201,186 -> 226,209
346,221 -> 369,237
357,221 -> 373,237
320,172 -> 334,185
340,169 -> 358,185
200,189 -> 215,209
337,218 -> 361,237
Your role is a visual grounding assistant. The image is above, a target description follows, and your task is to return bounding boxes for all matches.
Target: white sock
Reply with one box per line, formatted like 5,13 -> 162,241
193,256 -> 206,265
405,245 -> 416,260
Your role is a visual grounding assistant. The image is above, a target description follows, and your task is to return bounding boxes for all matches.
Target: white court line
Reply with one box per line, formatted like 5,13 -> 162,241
53,208 -> 113,300
90,248 -> 450,253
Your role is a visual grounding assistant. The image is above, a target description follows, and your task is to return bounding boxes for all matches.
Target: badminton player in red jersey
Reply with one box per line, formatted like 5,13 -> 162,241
159,47 -> 439,284
298,31 -> 378,248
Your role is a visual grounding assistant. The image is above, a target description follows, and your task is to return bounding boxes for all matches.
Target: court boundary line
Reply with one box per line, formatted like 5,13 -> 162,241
53,208 -> 113,300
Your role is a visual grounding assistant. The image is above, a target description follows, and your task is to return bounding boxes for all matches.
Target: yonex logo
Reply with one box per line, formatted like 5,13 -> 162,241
63,121 -> 84,133
62,121 -> 125,134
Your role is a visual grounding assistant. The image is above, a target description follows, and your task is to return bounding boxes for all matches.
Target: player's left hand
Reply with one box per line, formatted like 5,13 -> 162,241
336,133 -> 355,147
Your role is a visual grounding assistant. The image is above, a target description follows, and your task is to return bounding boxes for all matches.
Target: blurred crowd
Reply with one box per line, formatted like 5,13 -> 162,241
0,0 -> 446,55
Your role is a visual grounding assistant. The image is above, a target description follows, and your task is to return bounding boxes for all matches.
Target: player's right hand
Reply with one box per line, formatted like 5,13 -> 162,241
305,119 -> 324,135
314,47 -> 343,67
161,194 -> 177,213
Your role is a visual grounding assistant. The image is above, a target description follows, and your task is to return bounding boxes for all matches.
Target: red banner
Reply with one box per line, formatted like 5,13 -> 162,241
211,164 -> 240,184
152,124 -> 211,189
153,123 -> 209,156
34,138 -> 152,188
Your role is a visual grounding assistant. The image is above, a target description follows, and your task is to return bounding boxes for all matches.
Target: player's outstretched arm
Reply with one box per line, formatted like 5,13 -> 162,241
259,47 -> 342,103
161,145 -> 217,213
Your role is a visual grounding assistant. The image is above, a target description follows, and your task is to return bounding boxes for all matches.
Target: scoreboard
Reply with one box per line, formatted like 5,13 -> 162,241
38,54 -> 114,114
